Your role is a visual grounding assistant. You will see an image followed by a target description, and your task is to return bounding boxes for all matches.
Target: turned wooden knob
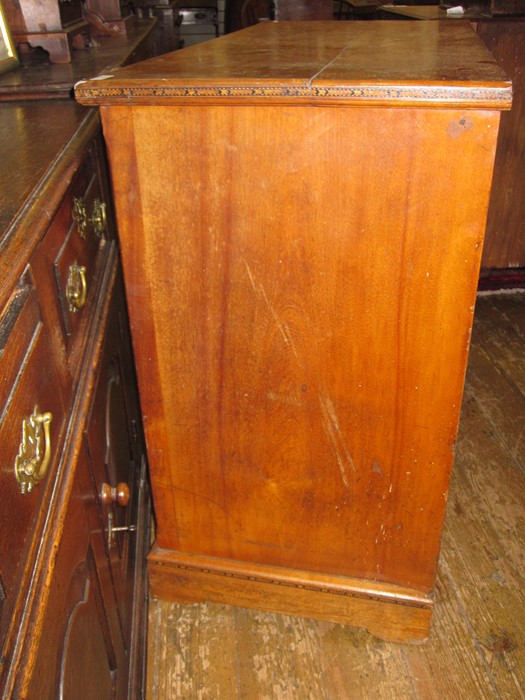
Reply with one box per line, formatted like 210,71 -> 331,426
100,482 -> 130,507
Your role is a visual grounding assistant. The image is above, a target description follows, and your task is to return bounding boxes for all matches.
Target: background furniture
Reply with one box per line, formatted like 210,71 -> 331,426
227,0 -> 335,30
2,0 -> 89,63
273,0 -> 333,20
134,0 -> 182,54
3,0 -> 135,63
334,1 -> 382,20
379,6 -> 488,19
76,21 -> 510,642
475,19 -> 525,270
239,0 -> 270,27
0,24 -> 153,699
178,2 -> 218,47
377,7 -> 525,282
225,0 -> 265,30
0,17 -> 156,99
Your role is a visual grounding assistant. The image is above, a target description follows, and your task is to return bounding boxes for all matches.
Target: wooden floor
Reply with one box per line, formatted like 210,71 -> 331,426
146,291 -> 525,699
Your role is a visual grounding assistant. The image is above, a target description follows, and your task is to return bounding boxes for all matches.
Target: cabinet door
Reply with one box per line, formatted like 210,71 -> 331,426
25,443 -> 126,700
20,265 -> 148,700
84,275 -> 147,667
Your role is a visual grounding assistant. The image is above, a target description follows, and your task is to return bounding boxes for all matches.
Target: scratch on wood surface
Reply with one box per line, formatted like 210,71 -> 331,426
267,390 -> 302,407
173,485 -> 228,514
308,48 -> 348,85
244,260 -> 299,358
244,260 -> 257,292
510,428 -> 525,461
259,284 -> 298,358
318,390 -> 355,489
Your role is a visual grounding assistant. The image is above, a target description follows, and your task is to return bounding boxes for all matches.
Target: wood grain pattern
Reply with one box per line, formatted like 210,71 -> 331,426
147,292 -> 525,699
87,22 -> 509,643
75,22 -> 511,108
106,102 -> 498,593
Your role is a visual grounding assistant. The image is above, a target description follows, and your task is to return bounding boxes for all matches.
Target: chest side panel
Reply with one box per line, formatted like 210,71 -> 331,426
103,103 -> 499,592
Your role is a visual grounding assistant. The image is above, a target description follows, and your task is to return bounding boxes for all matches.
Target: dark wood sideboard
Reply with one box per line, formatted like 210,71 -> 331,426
0,17 -> 157,100
378,7 -> 525,275
475,19 -> 525,270
76,21 -> 511,643
0,21 -> 154,700
3,0 -> 136,63
273,0 -> 333,20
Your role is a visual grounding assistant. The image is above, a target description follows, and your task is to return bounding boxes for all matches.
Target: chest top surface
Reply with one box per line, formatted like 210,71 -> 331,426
75,20 -> 511,109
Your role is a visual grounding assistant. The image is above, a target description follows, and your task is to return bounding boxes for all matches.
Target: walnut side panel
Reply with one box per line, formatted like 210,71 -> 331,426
101,102 -> 500,636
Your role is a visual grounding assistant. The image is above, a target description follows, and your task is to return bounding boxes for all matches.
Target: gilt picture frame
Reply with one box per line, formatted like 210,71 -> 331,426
0,0 -> 18,75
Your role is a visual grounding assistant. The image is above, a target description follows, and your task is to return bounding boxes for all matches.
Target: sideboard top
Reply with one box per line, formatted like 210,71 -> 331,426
75,21 -> 511,109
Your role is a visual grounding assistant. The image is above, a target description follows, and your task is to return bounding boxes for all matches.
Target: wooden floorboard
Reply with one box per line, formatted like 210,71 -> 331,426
147,291 -> 525,699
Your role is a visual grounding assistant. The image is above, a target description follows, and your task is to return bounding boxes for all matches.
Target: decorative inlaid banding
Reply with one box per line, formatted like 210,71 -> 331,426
150,555 -> 433,610
75,82 -> 512,109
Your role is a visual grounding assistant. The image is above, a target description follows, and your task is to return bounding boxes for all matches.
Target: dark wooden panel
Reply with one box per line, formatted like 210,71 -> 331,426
273,0 -> 333,20
85,278 -> 145,652
29,136 -> 110,382
476,20 -> 525,268
25,445 -> 124,700
0,282 -> 66,658
0,25 -> 155,696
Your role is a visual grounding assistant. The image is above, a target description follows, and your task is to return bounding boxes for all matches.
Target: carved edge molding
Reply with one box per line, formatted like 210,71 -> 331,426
75,83 -> 512,108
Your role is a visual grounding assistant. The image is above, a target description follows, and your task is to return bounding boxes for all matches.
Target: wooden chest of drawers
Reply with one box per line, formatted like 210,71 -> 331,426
76,21 -> 511,642
0,102 -> 150,699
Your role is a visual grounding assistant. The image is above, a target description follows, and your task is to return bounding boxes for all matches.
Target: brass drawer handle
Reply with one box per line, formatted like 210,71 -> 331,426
72,196 -> 107,239
72,197 -> 88,239
66,263 -> 87,313
14,408 -> 53,495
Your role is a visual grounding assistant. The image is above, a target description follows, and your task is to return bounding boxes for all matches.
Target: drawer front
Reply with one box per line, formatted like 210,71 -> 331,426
30,138 -> 112,383
0,274 -> 66,656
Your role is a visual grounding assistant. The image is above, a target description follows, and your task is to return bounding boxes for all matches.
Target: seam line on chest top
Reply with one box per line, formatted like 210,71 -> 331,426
308,48 -> 349,86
